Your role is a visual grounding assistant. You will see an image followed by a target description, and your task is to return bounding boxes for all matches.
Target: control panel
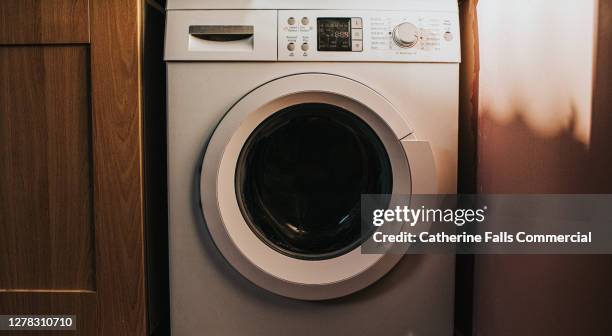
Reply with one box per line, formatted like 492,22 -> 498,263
278,10 -> 460,62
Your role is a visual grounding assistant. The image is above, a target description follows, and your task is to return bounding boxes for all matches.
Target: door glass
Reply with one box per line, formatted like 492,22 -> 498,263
235,103 -> 392,260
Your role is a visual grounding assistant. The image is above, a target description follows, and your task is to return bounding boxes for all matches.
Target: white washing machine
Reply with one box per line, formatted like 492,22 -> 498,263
165,1 -> 460,335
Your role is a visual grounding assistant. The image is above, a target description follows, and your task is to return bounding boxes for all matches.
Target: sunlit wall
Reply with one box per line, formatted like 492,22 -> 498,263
471,3 -> 610,336
477,0 -> 597,144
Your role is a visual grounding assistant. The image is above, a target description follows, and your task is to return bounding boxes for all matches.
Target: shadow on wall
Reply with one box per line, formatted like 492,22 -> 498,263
474,104 -> 612,336
478,104 -> 592,194
474,103 -> 612,336
471,0 -> 612,335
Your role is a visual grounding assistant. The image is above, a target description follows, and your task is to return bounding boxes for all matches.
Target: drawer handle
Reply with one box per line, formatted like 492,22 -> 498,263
189,25 -> 254,42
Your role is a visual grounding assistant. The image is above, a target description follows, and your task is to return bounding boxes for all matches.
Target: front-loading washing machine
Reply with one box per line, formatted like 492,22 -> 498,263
165,1 -> 460,335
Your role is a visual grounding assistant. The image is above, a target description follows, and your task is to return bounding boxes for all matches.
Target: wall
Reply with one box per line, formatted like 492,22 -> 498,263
466,0 -> 612,335
477,0 -> 597,193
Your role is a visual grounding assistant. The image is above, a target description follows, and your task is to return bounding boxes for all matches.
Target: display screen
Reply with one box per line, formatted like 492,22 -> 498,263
317,18 -> 351,51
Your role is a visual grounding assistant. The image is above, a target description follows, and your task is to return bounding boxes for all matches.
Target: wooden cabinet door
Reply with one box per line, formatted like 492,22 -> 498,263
0,45 -> 98,336
0,1 -> 147,335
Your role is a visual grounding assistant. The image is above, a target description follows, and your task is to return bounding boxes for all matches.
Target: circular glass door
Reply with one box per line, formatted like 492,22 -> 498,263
235,103 -> 393,260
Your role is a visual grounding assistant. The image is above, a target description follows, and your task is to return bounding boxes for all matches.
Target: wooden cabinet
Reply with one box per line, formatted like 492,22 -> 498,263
0,0 -> 89,44
0,1 -> 148,335
0,46 -> 94,291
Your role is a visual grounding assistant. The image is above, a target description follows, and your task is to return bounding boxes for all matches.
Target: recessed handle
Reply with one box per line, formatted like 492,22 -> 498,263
189,25 -> 254,42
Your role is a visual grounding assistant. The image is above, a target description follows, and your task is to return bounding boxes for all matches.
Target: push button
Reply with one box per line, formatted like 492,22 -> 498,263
351,29 -> 363,40
287,17 -> 296,25
301,43 -> 309,51
301,17 -> 310,25
287,42 -> 295,51
351,17 -> 363,29
351,40 -> 363,52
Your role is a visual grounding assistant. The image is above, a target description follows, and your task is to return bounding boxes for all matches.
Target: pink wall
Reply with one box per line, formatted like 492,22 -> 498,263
461,1 -> 612,334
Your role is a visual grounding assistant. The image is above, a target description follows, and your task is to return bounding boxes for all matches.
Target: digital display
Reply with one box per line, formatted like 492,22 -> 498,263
317,18 -> 351,51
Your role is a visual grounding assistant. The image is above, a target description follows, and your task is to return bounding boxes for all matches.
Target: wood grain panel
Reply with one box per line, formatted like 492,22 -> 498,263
0,0 -> 89,45
0,46 -> 95,290
0,291 -> 96,335
90,0 -> 147,334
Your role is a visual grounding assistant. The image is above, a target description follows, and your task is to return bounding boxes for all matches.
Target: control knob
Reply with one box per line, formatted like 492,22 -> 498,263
392,22 -> 420,48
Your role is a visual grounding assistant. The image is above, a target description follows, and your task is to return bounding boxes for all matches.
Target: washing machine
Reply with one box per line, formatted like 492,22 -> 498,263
165,0 -> 460,335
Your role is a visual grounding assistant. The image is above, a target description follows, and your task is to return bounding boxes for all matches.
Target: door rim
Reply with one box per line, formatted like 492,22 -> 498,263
200,73 -> 430,300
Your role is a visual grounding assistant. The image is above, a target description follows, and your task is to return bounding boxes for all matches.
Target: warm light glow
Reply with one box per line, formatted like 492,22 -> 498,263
477,0 -> 597,144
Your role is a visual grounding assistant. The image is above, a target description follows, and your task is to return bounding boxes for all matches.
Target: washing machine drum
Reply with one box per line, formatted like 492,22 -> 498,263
200,74 -> 437,300
236,103 -> 393,260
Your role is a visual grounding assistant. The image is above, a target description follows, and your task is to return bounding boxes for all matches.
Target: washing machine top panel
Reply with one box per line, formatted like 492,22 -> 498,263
166,0 -> 459,12
165,9 -> 460,62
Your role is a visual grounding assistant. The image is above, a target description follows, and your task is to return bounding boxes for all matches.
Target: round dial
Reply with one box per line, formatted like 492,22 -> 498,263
392,22 -> 420,48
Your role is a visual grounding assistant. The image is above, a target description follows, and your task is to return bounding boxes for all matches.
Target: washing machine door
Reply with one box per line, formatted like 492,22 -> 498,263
200,73 -> 437,300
